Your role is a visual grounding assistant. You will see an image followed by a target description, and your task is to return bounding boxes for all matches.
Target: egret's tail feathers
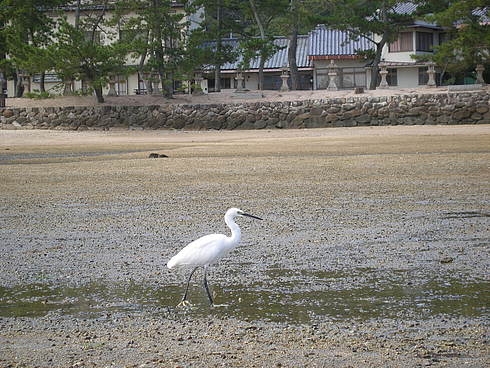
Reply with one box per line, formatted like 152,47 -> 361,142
167,257 -> 177,269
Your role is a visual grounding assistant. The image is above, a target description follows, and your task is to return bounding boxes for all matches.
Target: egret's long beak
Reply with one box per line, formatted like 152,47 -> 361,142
242,212 -> 263,220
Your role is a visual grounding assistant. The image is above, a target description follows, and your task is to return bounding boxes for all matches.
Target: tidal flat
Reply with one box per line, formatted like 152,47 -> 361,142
0,125 -> 489,367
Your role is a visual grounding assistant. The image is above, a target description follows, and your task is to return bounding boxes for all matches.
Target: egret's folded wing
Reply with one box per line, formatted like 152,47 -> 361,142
167,234 -> 228,268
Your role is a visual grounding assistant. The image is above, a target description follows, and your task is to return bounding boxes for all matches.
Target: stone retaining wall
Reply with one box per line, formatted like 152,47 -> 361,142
1,91 -> 489,130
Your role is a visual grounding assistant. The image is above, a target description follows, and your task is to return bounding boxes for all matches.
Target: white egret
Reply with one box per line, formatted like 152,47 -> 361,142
167,207 -> 262,306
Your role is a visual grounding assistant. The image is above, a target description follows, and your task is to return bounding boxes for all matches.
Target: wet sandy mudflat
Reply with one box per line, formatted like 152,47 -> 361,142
0,125 -> 489,367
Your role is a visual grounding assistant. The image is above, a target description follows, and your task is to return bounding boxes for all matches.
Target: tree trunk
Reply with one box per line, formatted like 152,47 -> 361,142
214,67 -> 221,92
288,0 -> 299,90
163,71 -> 173,98
249,0 -> 266,90
214,0 -> 222,92
15,71 -> 24,97
369,34 -> 388,90
94,85 -> 104,103
288,29 -> 299,90
369,5 -> 389,90
40,71 -> 46,93
75,0 -> 81,29
258,57 -> 265,90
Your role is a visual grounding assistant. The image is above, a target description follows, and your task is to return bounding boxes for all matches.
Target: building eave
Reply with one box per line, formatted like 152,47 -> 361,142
309,55 -> 364,61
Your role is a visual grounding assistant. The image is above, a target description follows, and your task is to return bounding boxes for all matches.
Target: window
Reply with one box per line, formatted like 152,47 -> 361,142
418,67 -> 429,85
438,32 -> 451,45
32,73 -> 62,83
315,69 -> 329,89
119,29 -> 147,43
220,77 -> 231,89
416,32 -> 433,52
116,76 -> 127,95
84,31 -> 101,44
341,68 -> 366,88
389,32 -> 413,52
207,77 -> 232,91
264,74 -> 282,90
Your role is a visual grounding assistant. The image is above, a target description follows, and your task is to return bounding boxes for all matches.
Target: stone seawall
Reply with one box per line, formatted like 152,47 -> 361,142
1,91 -> 489,130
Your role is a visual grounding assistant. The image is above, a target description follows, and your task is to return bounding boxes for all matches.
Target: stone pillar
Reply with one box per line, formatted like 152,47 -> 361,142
142,72 -> 152,94
475,64 -> 485,85
280,67 -> 289,92
378,63 -> 389,89
193,71 -> 204,95
151,72 -> 160,95
107,75 -> 117,96
327,60 -> 338,91
235,71 -> 245,92
22,74 -> 31,93
63,78 -> 74,96
0,73 -> 5,107
426,62 -> 436,88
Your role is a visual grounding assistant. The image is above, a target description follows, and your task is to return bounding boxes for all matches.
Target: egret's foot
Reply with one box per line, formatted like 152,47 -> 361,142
177,300 -> 192,308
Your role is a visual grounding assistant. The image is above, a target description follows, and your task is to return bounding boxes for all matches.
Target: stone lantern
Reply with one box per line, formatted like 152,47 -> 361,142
151,72 -> 161,95
327,60 -> 338,91
475,64 -> 485,85
235,71 -> 245,92
107,75 -> 118,96
280,66 -> 290,92
193,71 -> 204,95
378,63 -> 389,89
426,62 -> 437,88
62,78 -> 73,96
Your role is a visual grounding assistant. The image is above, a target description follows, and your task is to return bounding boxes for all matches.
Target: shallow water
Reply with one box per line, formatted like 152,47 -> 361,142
1,269 -> 487,323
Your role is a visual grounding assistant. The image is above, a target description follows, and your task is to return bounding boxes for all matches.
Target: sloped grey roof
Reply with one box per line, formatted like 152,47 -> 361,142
218,35 -> 311,71
392,1 -> 418,15
408,20 -> 443,30
207,27 -> 372,72
261,35 -> 310,69
308,25 -> 374,57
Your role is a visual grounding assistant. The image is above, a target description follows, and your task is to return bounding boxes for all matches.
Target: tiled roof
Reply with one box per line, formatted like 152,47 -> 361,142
216,35 -> 311,71
206,26 -> 372,71
470,7 -> 489,24
408,20 -> 443,30
259,35 -> 310,69
308,25 -> 374,57
392,2 -> 418,15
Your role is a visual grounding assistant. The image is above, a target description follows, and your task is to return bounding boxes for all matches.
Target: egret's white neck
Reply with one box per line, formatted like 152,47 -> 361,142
225,216 -> 242,247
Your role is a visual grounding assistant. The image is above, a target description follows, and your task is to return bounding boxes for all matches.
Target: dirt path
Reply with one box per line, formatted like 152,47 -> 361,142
4,87 -> 459,109
0,125 -> 489,367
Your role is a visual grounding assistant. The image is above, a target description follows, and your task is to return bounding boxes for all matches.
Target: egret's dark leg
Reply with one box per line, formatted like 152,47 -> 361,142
203,266 -> 214,305
180,267 -> 198,304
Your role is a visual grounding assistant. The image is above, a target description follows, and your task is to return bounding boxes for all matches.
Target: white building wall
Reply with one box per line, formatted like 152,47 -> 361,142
397,68 -> 420,87
244,73 -> 259,90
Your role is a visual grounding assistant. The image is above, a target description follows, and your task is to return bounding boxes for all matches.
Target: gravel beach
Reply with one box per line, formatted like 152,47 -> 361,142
0,125 -> 489,367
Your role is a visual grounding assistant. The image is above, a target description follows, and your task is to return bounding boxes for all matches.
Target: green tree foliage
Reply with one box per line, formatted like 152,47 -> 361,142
53,16 -> 129,102
186,0 -> 245,92
0,0 -> 67,95
2,0 -> 486,99
112,0 -> 189,97
270,0 -> 323,90
426,0 -> 489,83
326,0 -> 415,89
238,0 -> 288,90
